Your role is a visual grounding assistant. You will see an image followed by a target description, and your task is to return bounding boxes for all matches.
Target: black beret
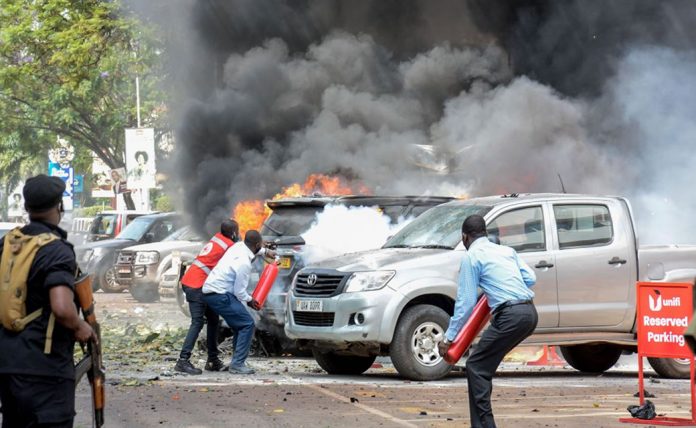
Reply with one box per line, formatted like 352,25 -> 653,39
23,174 -> 65,212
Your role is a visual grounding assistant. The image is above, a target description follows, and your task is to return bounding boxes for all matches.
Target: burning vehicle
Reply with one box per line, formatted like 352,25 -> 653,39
286,194 -> 696,381
254,195 -> 454,350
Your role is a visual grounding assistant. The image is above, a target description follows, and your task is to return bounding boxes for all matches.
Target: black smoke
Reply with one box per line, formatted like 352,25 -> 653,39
128,0 -> 696,243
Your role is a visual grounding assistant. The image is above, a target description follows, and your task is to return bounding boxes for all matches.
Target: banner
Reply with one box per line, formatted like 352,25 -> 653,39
110,168 -> 128,194
125,128 -> 156,189
91,155 -> 113,198
48,162 -> 74,211
7,183 -> 24,220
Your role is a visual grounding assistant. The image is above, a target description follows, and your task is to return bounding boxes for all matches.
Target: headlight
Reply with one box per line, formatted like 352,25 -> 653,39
345,271 -> 395,293
80,249 -> 94,263
135,251 -> 160,265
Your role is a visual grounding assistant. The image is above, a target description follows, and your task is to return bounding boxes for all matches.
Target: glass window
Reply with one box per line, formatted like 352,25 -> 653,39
90,214 -> 117,235
554,204 -> 613,249
488,206 -> 546,253
116,217 -> 154,241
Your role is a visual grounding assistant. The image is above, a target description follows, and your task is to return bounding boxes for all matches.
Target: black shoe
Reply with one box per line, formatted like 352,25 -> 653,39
205,358 -> 228,372
175,359 -> 202,375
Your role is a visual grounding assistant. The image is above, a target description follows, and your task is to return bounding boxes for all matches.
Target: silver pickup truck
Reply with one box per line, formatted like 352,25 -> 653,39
285,193 -> 696,381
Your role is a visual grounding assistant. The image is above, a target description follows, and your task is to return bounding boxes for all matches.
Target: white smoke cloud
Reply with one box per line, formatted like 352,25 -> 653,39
301,205 -> 413,264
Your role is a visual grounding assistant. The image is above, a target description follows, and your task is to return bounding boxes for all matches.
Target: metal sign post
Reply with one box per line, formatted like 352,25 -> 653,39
620,282 -> 695,426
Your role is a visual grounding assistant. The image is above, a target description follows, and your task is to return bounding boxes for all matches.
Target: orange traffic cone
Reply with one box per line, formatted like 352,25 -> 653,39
527,345 -> 565,366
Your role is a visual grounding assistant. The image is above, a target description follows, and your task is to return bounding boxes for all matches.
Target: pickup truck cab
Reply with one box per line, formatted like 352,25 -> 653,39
285,193 -> 696,380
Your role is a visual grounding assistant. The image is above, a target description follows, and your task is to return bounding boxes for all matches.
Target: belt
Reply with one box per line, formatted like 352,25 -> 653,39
492,299 -> 533,315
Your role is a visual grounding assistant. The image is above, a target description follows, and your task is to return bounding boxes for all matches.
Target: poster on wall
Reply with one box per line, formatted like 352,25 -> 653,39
125,128 -> 156,189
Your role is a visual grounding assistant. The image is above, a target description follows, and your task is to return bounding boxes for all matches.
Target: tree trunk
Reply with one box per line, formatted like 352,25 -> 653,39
122,191 -> 136,210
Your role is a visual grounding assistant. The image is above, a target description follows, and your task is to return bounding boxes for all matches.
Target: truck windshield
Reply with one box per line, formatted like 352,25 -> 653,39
384,204 -> 491,249
261,207 -> 324,237
115,217 -> 154,241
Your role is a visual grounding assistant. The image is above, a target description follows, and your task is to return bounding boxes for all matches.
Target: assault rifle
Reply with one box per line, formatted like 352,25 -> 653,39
74,271 -> 105,427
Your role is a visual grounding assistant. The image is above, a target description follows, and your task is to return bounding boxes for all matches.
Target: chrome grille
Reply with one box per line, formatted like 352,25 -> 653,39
294,272 -> 346,297
292,311 -> 335,327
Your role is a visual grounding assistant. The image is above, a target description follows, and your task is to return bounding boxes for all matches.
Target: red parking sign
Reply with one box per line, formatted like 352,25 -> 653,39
621,282 -> 696,426
637,282 -> 693,359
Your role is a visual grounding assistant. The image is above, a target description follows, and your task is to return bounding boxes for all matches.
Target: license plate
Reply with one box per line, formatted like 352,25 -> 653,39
279,257 -> 292,269
118,266 -> 131,274
295,299 -> 323,312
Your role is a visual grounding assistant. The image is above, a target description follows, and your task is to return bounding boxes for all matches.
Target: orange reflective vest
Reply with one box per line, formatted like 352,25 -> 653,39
181,233 -> 234,289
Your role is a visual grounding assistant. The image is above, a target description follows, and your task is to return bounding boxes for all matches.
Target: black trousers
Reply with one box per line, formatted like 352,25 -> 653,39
0,374 -> 75,428
466,302 -> 538,428
179,286 -> 220,361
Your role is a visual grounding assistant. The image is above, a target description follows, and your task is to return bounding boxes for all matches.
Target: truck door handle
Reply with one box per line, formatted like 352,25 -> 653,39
534,261 -> 554,269
608,257 -> 627,265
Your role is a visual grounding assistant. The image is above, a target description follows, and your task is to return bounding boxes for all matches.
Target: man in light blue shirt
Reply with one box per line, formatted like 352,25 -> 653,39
440,215 -> 538,428
202,230 -> 267,374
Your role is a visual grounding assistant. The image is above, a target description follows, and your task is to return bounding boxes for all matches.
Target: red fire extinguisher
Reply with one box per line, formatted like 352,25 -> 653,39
444,296 -> 491,365
251,261 -> 279,308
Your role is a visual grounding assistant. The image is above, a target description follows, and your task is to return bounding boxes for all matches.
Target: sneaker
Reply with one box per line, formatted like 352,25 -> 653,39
229,364 -> 255,375
174,359 -> 202,375
205,358 -> 228,372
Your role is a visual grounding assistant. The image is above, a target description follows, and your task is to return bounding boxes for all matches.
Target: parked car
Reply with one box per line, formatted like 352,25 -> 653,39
285,193 -> 696,380
86,210 -> 155,242
75,213 -> 183,292
0,222 -> 23,239
115,226 -> 205,303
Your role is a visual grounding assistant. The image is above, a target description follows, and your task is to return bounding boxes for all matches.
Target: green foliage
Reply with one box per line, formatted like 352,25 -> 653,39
0,0 -> 167,171
154,193 -> 173,212
74,205 -> 106,217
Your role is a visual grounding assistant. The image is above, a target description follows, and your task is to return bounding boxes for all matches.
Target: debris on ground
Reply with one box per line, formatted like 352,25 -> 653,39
627,400 -> 657,420
633,390 -> 656,398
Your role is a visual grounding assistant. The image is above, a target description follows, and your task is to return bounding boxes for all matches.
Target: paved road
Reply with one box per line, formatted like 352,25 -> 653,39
7,292 -> 693,427
68,293 -> 691,427
74,359 -> 690,428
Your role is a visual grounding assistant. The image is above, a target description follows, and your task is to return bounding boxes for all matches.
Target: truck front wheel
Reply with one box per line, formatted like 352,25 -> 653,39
390,304 -> 453,381
648,357 -> 690,379
560,344 -> 622,374
312,350 -> 376,375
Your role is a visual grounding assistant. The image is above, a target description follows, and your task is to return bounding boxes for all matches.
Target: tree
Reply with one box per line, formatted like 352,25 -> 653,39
0,0 -> 166,171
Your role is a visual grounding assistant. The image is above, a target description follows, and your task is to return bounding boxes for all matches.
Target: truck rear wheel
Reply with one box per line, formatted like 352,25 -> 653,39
390,304 -> 452,381
312,350 -> 376,375
648,357 -> 690,379
560,344 -> 622,374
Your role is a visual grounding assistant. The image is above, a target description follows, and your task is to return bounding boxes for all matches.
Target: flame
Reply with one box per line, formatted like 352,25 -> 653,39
232,174 -> 370,236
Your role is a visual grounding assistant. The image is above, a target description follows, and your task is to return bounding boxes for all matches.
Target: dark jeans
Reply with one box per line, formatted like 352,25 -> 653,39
0,374 -> 75,428
179,286 -> 220,361
202,292 -> 255,367
466,302 -> 538,428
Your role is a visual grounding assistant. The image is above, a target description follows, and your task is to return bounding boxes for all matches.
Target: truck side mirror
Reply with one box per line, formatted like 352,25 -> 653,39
143,232 -> 155,243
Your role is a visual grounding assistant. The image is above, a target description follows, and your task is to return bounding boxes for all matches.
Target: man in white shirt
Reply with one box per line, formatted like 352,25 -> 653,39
202,230 -> 266,374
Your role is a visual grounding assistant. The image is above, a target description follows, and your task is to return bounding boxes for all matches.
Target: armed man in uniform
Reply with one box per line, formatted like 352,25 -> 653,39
0,175 -> 96,428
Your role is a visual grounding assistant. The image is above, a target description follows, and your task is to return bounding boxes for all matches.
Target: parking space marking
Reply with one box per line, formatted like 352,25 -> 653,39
304,383 -> 418,428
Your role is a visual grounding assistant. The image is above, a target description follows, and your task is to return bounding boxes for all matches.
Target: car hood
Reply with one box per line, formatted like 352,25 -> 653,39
121,240 -> 204,253
306,248 -> 454,272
